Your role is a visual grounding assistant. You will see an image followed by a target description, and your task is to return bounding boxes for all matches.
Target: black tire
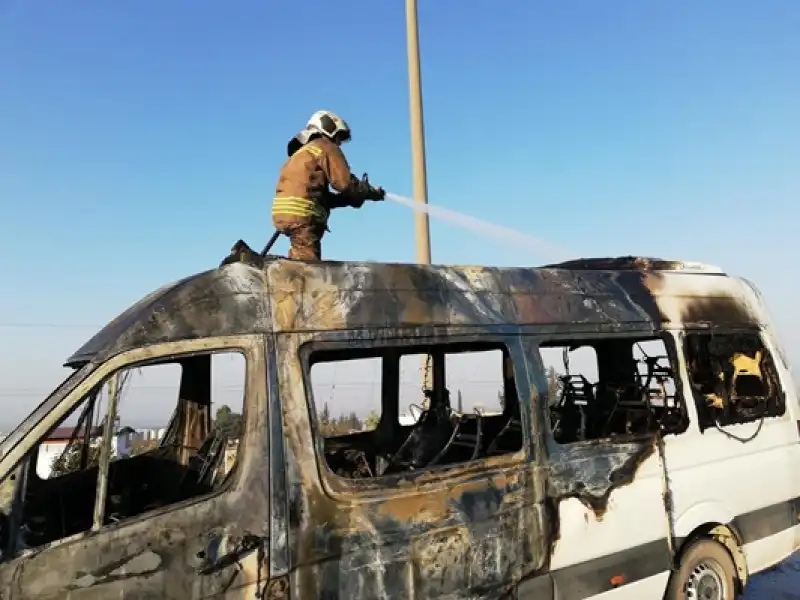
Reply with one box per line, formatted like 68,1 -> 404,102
665,538 -> 739,600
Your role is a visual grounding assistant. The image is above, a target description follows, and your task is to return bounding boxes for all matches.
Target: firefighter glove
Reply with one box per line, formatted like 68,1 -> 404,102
367,186 -> 386,201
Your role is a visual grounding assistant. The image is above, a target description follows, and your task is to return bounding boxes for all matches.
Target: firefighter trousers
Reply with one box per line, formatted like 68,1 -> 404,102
272,215 -> 327,261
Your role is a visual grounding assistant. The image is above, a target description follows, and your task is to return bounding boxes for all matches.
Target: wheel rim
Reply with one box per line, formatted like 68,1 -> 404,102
683,558 -> 728,600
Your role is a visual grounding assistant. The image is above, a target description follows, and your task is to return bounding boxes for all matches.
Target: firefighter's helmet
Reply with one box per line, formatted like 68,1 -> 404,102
306,110 -> 351,144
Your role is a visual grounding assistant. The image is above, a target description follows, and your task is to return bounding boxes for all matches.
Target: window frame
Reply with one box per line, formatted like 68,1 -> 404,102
1,336 -> 256,560
299,333 -> 533,494
530,330 -> 690,447
681,327 -> 788,432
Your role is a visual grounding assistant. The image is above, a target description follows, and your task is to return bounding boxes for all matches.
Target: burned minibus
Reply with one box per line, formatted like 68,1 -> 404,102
0,254 -> 797,599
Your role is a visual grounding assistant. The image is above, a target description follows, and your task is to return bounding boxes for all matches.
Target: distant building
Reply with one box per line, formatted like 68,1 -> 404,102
133,427 -> 167,441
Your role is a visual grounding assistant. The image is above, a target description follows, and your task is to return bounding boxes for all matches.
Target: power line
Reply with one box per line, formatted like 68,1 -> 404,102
0,379 -> 503,398
0,384 -> 246,392
0,323 -> 101,329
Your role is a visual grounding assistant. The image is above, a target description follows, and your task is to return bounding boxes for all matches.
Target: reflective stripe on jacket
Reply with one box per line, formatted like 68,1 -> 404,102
272,137 -> 353,222
271,195 -> 328,221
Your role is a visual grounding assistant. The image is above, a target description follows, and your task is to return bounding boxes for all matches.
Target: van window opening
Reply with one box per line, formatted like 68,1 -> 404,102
398,350 -> 509,422
307,342 -> 524,480
683,331 -> 785,442
11,351 -> 246,554
539,336 -> 688,444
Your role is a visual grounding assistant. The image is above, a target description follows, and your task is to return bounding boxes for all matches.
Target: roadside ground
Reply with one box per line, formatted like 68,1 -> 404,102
742,551 -> 800,599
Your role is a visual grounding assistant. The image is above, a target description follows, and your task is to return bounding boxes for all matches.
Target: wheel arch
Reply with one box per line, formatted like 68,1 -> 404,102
674,522 -> 749,593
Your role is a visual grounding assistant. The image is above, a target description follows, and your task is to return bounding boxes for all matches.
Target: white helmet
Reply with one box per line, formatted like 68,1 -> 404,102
305,110 -> 351,144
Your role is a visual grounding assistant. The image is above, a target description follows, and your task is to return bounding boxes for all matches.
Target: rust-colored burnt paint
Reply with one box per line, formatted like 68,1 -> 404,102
375,491 -> 451,523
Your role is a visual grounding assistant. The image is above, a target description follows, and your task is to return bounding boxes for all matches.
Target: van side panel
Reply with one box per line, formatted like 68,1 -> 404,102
545,445 -> 673,599
521,336 -> 674,600
273,332 -> 552,599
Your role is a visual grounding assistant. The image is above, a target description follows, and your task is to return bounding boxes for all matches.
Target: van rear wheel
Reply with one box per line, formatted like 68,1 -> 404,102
666,539 -> 738,600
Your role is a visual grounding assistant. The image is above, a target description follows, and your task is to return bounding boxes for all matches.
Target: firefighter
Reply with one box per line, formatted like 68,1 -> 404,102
272,110 -> 385,261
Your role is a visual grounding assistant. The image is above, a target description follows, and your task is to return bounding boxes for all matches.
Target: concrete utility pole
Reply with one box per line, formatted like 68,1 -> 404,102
405,0 -> 434,393
405,0 -> 432,265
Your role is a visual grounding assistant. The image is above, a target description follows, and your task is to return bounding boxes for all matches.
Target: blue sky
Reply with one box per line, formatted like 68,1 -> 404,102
1,1 -> 798,427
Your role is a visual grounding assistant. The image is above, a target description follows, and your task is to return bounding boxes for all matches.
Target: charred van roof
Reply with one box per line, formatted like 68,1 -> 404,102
64,256 -> 759,368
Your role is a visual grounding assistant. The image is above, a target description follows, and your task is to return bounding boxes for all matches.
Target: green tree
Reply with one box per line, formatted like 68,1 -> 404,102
317,405 -> 366,437
364,411 -> 380,430
50,442 -> 101,478
214,405 -> 244,439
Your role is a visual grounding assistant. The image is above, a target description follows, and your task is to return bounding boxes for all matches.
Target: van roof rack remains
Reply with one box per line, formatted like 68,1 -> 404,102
541,256 -> 726,275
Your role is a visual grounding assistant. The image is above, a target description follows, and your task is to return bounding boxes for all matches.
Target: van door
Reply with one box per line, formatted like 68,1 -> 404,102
675,328 -> 799,572
532,334 -> 678,600
271,333 -> 554,599
0,338 -> 268,600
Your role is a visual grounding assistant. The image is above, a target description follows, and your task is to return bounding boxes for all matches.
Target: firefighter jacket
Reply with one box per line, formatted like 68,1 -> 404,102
272,136 -> 368,223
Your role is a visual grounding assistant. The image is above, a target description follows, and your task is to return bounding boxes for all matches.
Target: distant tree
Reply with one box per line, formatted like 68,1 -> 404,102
316,404 -> 367,437
345,411 -> 362,432
318,402 -> 331,424
318,402 -> 334,435
214,405 -> 244,439
546,366 -> 563,401
364,411 -> 380,430
50,442 -> 100,478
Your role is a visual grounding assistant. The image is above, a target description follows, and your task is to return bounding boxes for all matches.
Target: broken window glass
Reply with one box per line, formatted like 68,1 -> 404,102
539,336 -> 687,445
683,331 -> 785,430
307,342 -> 524,480
11,350 -> 246,555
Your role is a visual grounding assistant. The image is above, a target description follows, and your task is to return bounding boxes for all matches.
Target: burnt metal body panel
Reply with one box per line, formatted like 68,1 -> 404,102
0,339 -> 272,599
273,331 -> 550,599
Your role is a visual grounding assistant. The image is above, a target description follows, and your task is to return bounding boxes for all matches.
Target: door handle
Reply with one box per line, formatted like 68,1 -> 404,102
194,533 -> 265,575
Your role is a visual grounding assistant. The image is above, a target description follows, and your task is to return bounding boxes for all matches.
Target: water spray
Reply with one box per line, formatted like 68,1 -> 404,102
254,191 -> 573,262
385,193 -> 573,262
